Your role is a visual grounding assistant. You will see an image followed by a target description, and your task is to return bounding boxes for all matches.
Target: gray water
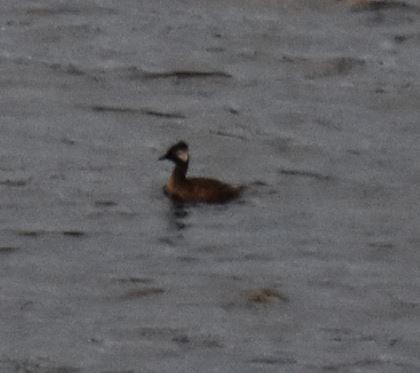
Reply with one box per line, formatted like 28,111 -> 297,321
1,0 -> 419,372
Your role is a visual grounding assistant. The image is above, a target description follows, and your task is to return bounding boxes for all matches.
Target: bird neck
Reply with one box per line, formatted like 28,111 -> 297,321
172,161 -> 188,183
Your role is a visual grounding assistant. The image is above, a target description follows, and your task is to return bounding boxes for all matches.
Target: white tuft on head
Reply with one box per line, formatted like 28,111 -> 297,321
176,149 -> 189,162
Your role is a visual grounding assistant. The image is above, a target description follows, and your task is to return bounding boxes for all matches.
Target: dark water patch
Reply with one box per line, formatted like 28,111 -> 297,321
88,105 -> 142,114
249,356 -> 297,365
245,288 -> 289,304
322,327 -> 353,342
113,277 -> 154,285
321,327 -> 375,343
281,54 -> 308,64
200,338 -> 224,348
350,0 -> 414,12
323,358 -> 383,371
366,242 -> 396,262
172,334 -> 223,348
242,253 -> 272,262
393,362 -> 420,370
135,326 -> 184,338
174,221 -> 187,230
94,200 -> 118,207
0,358 -> 80,373
176,255 -> 199,263
49,63 -> 87,77
368,242 -> 394,249
267,188 -> 279,195
16,230 -> 46,237
0,246 -> 20,254
77,164 -> 110,172
249,180 -> 269,186
125,66 -> 232,80
356,183 -> 389,201
216,256 -> 240,263
347,149 -> 361,155
60,137 -> 76,145
306,57 -> 365,79
197,245 -> 224,254
141,108 -> 186,119
315,118 -> 342,130
226,106 -> 239,115
393,298 -> 418,311
268,136 -> 295,154
282,54 -> 365,78
120,288 -> 165,299
206,46 -> 225,53
172,334 -> 190,344
394,33 -> 420,44
0,57 -> 87,79
26,6 -> 83,16
158,236 -> 177,246
20,300 -> 35,311
48,62 -> 103,82
209,130 -> 248,140
61,231 -> 86,237
25,5 -> 116,17
0,165 -> 21,172
82,104 -> 185,119
279,168 -> 331,181
139,69 -> 232,80
389,338 -> 399,346
394,34 -> 409,43
88,209 -> 137,219
0,178 -> 31,187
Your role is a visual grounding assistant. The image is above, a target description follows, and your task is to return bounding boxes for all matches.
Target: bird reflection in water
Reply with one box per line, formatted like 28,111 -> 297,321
169,201 -> 190,231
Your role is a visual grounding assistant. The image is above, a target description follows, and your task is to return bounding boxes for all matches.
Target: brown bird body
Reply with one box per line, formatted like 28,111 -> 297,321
159,141 -> 243,204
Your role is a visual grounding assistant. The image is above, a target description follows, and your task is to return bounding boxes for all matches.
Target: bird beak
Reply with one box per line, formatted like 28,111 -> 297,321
158,154 -> 167,161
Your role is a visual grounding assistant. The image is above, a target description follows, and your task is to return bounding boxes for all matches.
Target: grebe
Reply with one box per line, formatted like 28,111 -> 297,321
159,141 -> 243,204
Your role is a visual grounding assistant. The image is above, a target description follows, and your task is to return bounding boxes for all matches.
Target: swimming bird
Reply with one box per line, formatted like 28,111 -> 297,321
159,141 -> 243,204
